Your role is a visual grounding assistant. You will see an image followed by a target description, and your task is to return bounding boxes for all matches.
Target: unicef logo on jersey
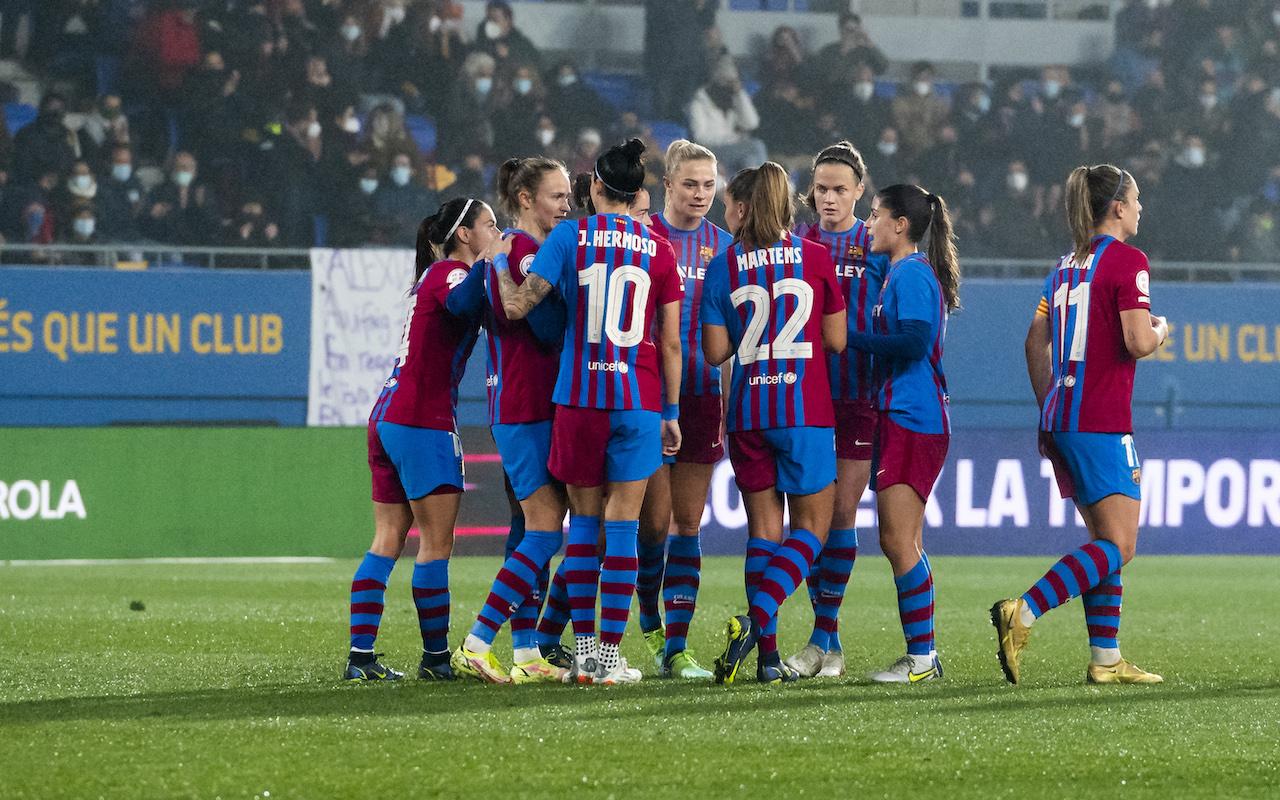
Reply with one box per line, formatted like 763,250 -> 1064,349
749,371 -> 798,386
589,360 -> 630,374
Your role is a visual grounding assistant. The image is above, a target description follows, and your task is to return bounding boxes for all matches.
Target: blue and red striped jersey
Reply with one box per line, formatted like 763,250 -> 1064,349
872,253 -> 950,434
483,230 -> 559,425
1040,235 -> 1151,433
797,220 -> 890,403
530,214 -> 683,411
650,213 -> 730,396
701,235 -> 844,432
370,259 -> 480,431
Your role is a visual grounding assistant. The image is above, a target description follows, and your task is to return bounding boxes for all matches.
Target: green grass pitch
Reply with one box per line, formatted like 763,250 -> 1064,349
1,556 -> 1277,799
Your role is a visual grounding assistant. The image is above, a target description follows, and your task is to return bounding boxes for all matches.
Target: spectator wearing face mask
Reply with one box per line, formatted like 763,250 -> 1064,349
440,51 -> 499,164
382,2 -> 467,114
891,62 -> 950,161
546,60 -> 607,140
1095,80 -> 1141,155
863,127 -> 902,193
990,159 -> 1050,259
56,160 -> 98,227
12,93 -> 78,185
688,55 -> 767,176
264,101 -> 325,247
1159,134 -> 1221,260
97,145 -> 145,243
0,168 -> 59,248
493,65 -> 544,158
835,63 -> 892,152
952,83 -> 1002,178
475,0 -> 541,73
332,164 -> 381,247
533,114 -> 572,163
142,151 -> 219,245
365,103 -> 416,175
80,95 -> 131,165
808,10 -> 889,105
65,205 -> 102,249
372,153 -> 438,246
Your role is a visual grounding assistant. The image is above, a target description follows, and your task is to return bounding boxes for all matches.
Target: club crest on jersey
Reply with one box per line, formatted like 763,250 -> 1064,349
848,244 -> 864,259
1132,468 -> 1142,484
519,254 -> 535,278
446,268 -> 468,289
699,244 -> 714,262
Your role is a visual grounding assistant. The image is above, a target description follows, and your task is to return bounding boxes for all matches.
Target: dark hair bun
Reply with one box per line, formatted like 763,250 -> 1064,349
622,138 -> 646,159
596,138 -> 646,197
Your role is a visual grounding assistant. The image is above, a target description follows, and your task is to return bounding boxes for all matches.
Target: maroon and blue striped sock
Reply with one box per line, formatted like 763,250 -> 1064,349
512,564 -> 549,654
745,537 -> 780,655
662,534 -> 702,659
1021,540 -> 1123,620
564,515 -> 600,639
536,558 -> 572,647
636,541 -> 666,633
599,520 -> 639,646
349,551 -> 395,653
895,554 -> 934,656
810,527 -> 857,651
469,530 -> 562,646
1083,570 -> 1122,650
412,559 -> 450,656
748,529 -> 821,649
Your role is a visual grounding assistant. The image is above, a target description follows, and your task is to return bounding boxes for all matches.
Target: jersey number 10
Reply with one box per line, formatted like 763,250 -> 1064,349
730,278 -> 814,365
579,262 -> 652,348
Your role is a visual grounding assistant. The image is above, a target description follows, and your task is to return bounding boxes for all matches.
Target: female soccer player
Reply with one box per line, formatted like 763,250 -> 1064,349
636,139 -> 730,679
451,157 -> 573,685
492,138 -> 684,684
991,165 -> 1168,685
344,197 -> 497,682
788,140 -> 889,680
857,183 -> 959,684
704,163 -> 847,685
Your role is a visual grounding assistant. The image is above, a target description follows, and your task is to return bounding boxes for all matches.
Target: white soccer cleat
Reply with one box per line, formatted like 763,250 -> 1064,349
572,638 -> 602,685
815,649 -> 846,678
595,656 -> 643,685
868,653 -> 942,684
783,643 -> 826,678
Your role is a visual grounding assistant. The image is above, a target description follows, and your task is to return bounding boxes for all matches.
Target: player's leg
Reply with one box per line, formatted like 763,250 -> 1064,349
868,483 -> 940,683
410,489 -> 461,680
803,456 -> 865,678
662,460 -> 716,678
1079,494 -> 1158,683
636,464 -> 672,668
547,406 -> 612,683
593,409 -> 665,684
345,500 -> 412,681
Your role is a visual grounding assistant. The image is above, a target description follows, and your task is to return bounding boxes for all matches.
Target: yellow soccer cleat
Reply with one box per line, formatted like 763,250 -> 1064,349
450,646 -> 512,684
643,627 -> 666,671
1087,659 -> 1164,685
510,657 -> 571,685
990,598 -> 1032,684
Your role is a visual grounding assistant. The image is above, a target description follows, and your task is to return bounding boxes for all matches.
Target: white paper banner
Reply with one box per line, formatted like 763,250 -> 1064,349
307,248 -> 416,426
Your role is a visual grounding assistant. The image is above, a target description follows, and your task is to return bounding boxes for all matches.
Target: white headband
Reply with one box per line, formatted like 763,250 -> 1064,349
444,198 -> 475,243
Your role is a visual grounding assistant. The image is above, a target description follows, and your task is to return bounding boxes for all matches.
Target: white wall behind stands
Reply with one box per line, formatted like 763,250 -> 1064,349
454,0 -> 1116,77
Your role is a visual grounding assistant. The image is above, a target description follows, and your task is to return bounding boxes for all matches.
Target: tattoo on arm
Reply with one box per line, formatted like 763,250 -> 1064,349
498,270 -> 553,320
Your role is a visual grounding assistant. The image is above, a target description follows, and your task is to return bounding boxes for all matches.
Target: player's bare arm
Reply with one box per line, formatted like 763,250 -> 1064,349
701,323 -> 733,366
1025,308 -> 1052,407
497,269 -> 553,321
822,309 -> 848,353
1119,308 -> 1168,359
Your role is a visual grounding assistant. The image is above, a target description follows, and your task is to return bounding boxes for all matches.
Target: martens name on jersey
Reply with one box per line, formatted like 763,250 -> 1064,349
735,246 -> 803,272
577,227 -> 659,256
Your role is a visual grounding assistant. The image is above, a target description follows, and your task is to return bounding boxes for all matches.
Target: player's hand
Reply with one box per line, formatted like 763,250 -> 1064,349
485,234 -> 513,261
661,419 -> 682,457
1151,314 -> 1169,345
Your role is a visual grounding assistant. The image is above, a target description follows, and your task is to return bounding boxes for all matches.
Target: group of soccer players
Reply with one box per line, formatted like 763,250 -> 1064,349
345,131 -> 1169,688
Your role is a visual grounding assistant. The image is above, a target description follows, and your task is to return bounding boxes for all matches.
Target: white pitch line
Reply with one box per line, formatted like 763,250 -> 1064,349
1,557 -> 338,567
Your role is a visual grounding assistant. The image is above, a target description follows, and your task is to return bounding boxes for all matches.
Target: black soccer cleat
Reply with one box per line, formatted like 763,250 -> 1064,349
713,615 -> 758,686
539,641 -> 573,671
418,651 -> 456,681
344,652 -> 403,682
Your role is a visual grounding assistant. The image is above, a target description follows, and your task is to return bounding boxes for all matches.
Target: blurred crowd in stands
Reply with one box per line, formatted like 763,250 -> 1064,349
0,0 -> 1277,264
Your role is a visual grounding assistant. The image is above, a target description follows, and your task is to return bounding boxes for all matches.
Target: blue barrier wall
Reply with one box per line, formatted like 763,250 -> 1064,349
3,269 -> 1278,429
0,268 -> 310,425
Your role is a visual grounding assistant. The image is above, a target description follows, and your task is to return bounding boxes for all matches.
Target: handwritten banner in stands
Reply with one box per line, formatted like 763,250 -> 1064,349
307,248 -> 417,426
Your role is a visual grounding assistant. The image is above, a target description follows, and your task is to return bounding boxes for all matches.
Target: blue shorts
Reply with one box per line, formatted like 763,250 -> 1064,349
1043,431 -> 1142,507
374,422 -> 464,500
492,421 -> 554,501
728,427 -> 837,496
549,405 -> 662,486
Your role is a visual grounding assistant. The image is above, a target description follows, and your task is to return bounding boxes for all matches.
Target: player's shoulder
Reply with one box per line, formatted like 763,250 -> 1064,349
648,213 -> 670,239
798,235 -> 830,258
1100,238 -> 1149,272
794,221 -> 821,242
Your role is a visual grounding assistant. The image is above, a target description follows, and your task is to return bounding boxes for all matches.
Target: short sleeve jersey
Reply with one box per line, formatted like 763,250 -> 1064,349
797,220 -> 890,403
650,213 -> 731,396
701,235 -> 845,432
530,213 -> 683,412
370,259 -> 481,431
1040,235 -> 1151,433
483,230 -> 560,425
872,253 -> 950,434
